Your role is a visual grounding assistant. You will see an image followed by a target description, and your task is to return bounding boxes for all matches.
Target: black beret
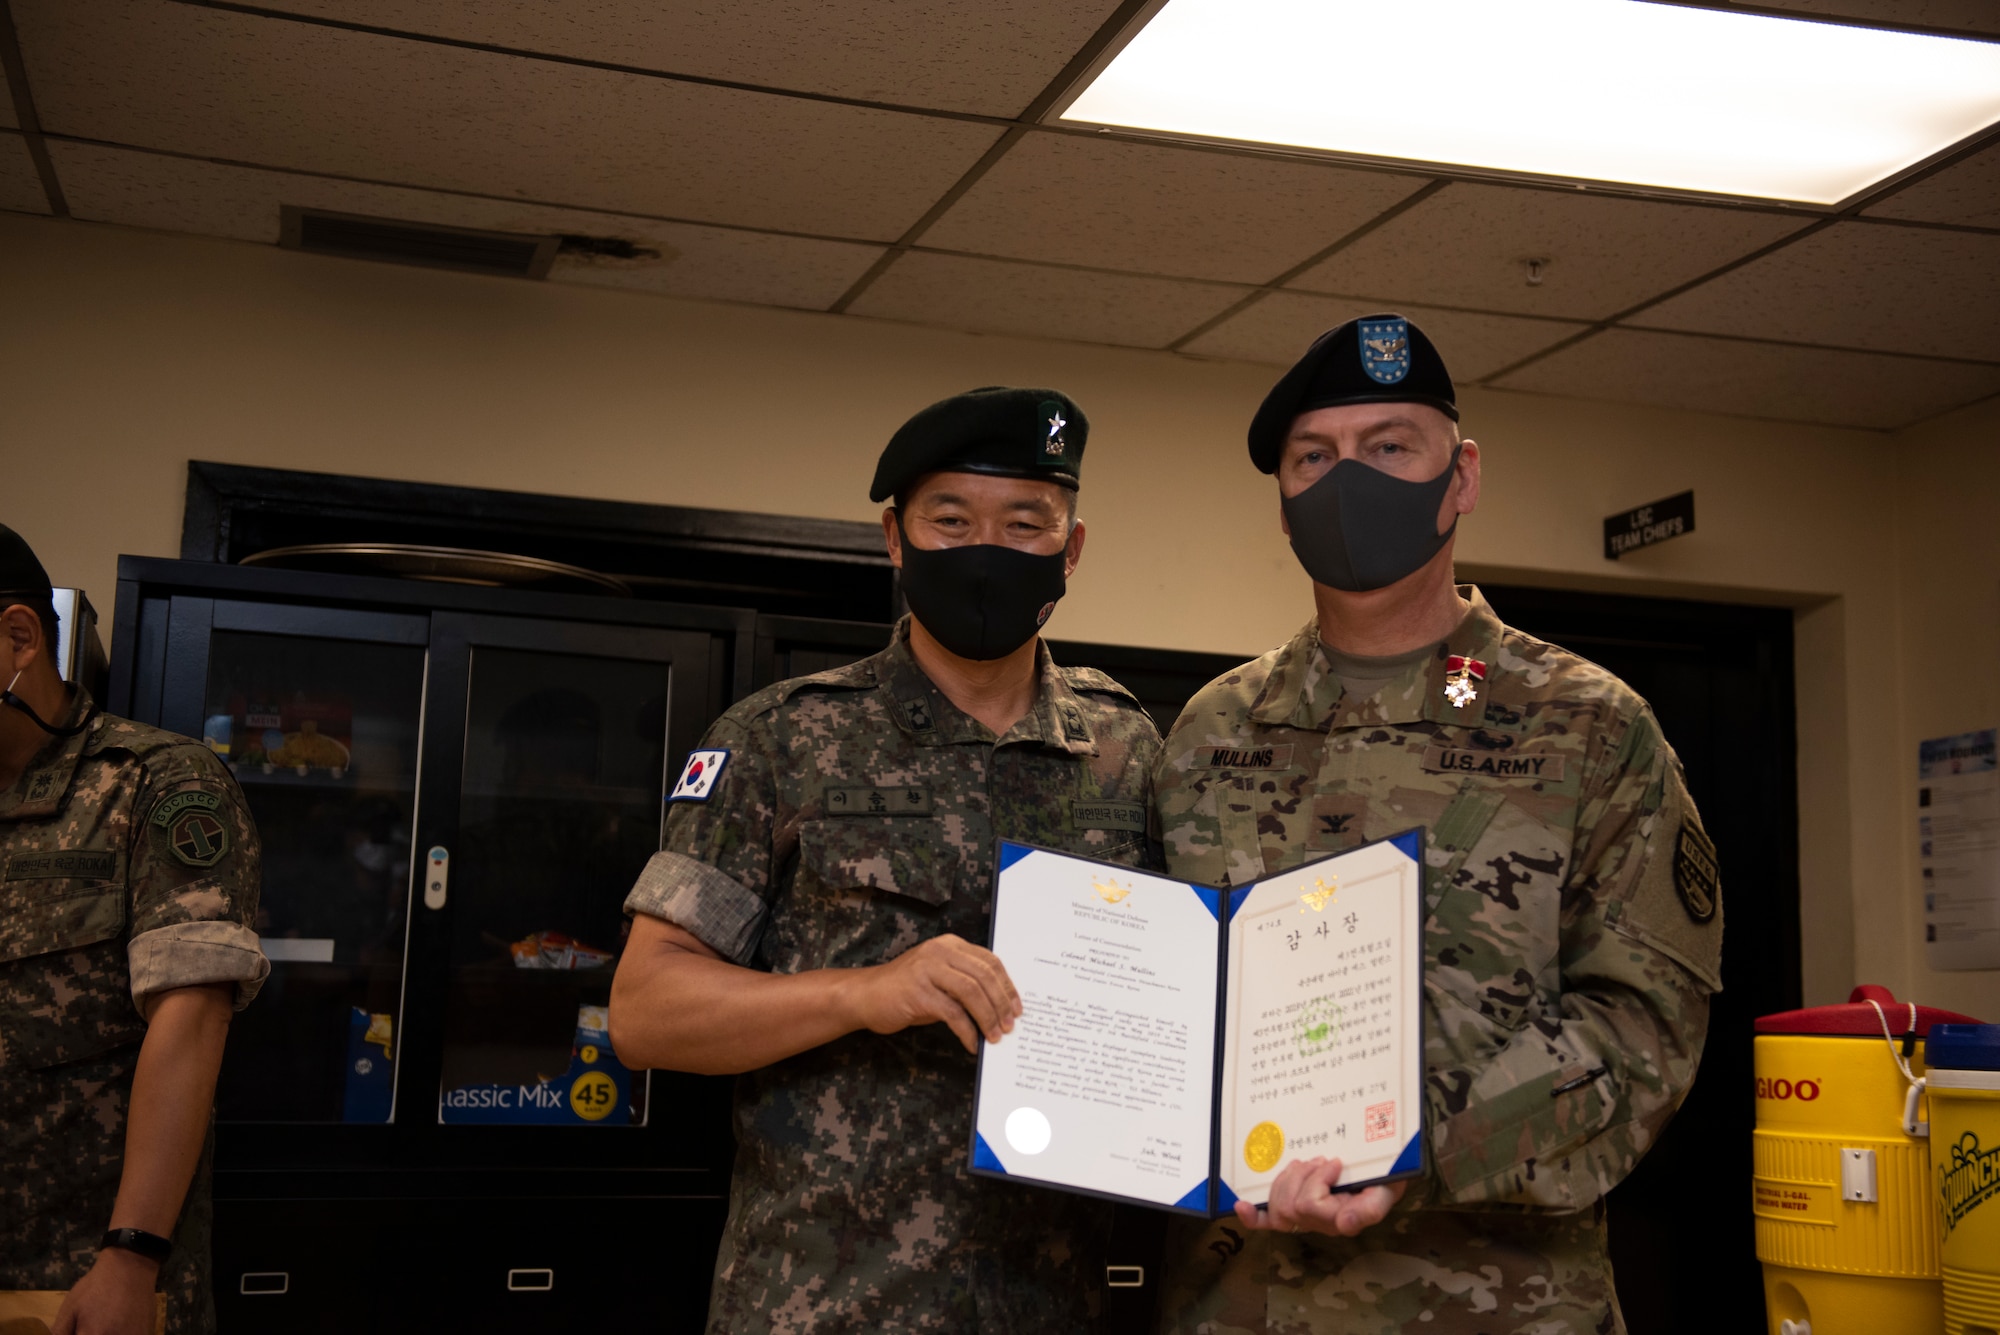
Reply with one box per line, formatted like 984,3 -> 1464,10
0,523 -> 52,597
1247,314 -> 1457,474
870,387 -> 1087,503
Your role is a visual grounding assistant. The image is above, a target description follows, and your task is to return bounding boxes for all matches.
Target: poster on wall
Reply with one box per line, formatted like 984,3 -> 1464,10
1918,728 -> 2000,972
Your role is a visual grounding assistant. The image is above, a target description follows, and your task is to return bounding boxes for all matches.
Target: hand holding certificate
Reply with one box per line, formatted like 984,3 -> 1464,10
971,831 -> 1426,1216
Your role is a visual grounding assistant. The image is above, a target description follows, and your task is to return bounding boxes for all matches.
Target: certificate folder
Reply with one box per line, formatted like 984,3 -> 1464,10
970,830 -> 1426,1218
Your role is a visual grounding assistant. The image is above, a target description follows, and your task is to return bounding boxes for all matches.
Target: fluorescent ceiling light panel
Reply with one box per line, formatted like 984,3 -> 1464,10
1058,0 -> 2000,205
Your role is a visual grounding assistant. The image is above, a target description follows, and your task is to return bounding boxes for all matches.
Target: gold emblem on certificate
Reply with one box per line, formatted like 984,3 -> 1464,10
1298,876 -> 1337,913
1093,875 -> 1133,905
1244,1120 -> 1286,1173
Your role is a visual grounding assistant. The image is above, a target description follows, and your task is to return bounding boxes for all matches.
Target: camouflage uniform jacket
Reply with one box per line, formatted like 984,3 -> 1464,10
624,618 -> 1162,1334
0,688 -> 267,1335
1153,588 -> 1722,1335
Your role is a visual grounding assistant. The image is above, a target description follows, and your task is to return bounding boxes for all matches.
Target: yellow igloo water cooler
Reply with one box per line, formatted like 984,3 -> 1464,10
1755,985 -> 1984,1335
1927,1023 -> 2000,1335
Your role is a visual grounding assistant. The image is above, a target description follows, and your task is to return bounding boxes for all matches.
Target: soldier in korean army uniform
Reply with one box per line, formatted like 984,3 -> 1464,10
1152,318 -> 1723,1334
0,524 -> 267,1335
609,388 -> 1163,1334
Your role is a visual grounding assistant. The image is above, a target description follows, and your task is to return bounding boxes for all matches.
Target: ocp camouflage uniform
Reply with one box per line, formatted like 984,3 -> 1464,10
1153,588 -> 1722,1335
624,618 -> 1162,1334
0,688 -> 267,1335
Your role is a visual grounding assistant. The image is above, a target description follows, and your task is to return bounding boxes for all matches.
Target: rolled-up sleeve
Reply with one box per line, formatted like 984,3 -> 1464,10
127,753 -> 268,1014
625,851 -> 766,966
128,919 -> 269,1012
627,711 -> 782,966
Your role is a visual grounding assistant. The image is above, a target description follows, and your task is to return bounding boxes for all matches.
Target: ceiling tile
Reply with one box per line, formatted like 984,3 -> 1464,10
1865,143 -> 2000,229
0,132 -> 49,215
922,133 -> 1426,283
256,0 -> 1124,118
16,0 -> 1002,241
1285,183 -> 1805,320
49,140 -> 885,310
1634,221 -> 2000,360
550,230 -> 882,310
1730,0 -> 2000,36
1182,290 -> 1585,382
849,251 -> 1246,350
1494,328 -> 2000,430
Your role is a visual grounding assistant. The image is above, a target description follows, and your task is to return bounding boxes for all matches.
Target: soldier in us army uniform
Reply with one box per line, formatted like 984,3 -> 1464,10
0,524 -> 267,1335
1152,318 -> 1723,1335
609,388 -> 1163,1334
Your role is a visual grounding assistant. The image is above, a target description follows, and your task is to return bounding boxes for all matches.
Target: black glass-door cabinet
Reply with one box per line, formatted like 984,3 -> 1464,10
109,558 -> 750,1332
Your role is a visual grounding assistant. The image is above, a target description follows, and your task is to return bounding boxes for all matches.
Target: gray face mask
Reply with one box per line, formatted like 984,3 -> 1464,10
1281,442 -> 1464,592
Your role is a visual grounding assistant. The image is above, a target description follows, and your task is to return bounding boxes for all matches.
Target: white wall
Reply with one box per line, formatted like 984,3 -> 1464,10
5,209 -> 1985,1009
1890,396 -> 2000,1019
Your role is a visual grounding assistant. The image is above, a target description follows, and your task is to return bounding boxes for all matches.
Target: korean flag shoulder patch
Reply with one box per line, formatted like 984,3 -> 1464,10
669,749 -> 730,802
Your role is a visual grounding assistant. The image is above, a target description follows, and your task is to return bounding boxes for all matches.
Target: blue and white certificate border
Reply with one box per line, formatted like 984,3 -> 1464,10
1216,828 -> 1428,1206
973,840 -> 1221,1217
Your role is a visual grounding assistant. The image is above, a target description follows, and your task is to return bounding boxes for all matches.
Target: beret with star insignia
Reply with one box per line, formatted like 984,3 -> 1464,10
870,386 -> 1088,503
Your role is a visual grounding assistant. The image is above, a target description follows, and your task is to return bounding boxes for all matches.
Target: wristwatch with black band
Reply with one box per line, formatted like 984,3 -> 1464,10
99,1227 -> 173,1263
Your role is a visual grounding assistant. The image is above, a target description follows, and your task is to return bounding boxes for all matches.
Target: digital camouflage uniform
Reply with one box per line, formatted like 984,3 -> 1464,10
1153,588 -> 1722,1335
624,618 -> 1162,1334
0,688 -> 267,1335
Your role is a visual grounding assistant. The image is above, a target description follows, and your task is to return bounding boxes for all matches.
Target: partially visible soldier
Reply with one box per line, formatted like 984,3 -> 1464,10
609,388 -> 1162,1334
0,524 -> 268,1335
1153,318 -> 1723,1333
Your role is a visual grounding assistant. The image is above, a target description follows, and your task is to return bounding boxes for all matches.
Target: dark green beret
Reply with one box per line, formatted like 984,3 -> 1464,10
869,387 -> 1087,503
0,523 -> 53,597
1248,314 -> 1457,474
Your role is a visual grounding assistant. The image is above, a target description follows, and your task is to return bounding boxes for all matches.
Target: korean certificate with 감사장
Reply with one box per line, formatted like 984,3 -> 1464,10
970,830 -> 1426,1216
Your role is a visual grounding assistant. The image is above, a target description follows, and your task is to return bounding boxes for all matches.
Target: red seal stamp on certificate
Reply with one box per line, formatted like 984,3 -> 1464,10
1364,1100 -> 1396,1142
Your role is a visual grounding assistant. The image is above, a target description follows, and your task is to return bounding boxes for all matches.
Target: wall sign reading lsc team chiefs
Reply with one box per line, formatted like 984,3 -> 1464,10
1604,490 -> 1695,560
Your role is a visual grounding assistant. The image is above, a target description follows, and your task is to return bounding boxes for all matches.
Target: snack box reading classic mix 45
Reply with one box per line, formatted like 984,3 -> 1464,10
439,1004 -> 633,1126
971,831 -> 1427,1217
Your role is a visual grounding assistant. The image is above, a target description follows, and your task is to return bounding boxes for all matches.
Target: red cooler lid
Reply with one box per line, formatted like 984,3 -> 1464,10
1754,984 -> 1983,1036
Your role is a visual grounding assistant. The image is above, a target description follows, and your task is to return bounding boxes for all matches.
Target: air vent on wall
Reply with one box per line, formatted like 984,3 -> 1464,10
279,205 -> 559,278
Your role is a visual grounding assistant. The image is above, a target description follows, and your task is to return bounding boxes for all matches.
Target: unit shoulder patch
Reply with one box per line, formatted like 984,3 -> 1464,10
151,789 -> 230,868
1422,746 -> 1566,782
669,749 -> 730,803
1672,823 -> 1719,925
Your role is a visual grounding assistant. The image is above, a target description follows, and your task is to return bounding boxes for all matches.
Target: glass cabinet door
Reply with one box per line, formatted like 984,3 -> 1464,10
199,621 -> 427,1123
413,614 -> 719,1136
436,646 -> 669,1127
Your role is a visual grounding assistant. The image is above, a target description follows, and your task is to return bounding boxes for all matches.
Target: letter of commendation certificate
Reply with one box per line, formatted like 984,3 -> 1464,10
971,831 -> 1425,1215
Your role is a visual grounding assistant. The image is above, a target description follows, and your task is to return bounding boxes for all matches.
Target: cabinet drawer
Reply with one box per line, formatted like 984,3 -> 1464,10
215,1195 -> 727,1333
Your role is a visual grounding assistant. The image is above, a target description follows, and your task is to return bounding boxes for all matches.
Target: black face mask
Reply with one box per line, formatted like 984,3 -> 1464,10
894,513 -> 1068,662
2,669 -> 95,738
1281,443 -> 1464,593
